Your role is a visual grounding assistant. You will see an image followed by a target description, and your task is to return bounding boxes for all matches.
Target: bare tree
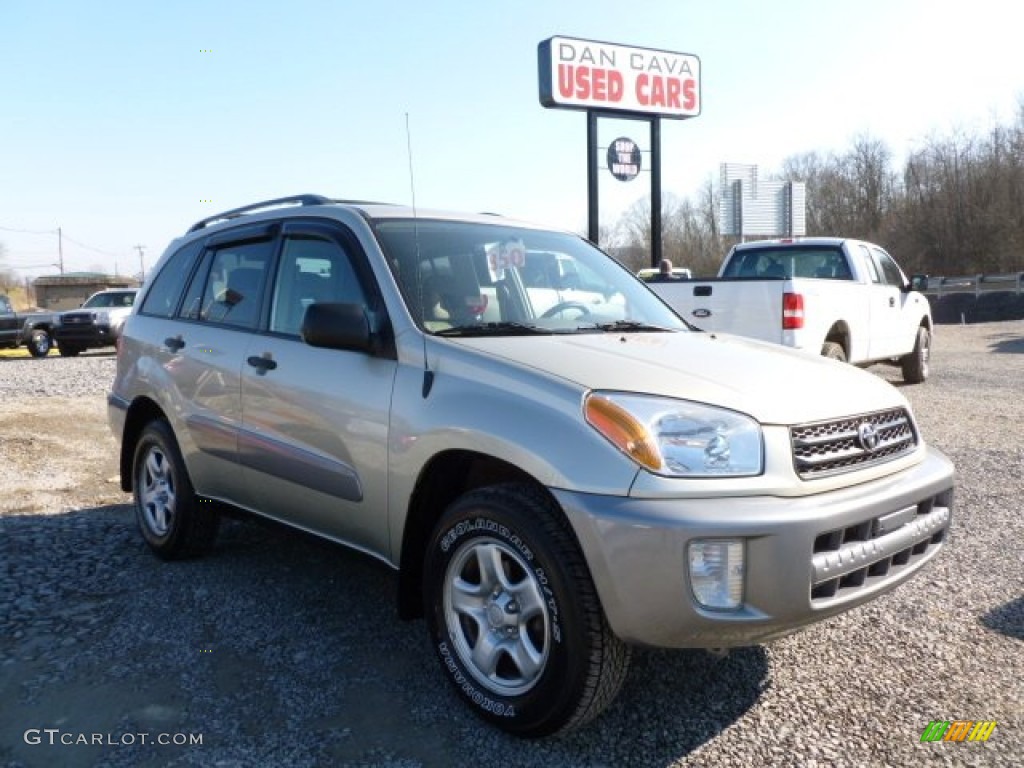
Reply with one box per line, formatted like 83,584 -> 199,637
614,188 -> 733,276
0,242 -> 15,294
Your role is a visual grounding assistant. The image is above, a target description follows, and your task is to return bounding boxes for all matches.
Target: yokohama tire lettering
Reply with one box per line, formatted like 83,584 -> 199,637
437,642 -> 515,717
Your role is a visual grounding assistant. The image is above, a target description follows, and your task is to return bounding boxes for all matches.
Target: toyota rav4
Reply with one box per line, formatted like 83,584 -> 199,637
108,195 -> 954,737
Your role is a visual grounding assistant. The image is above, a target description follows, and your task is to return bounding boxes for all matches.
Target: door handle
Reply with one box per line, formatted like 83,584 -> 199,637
889,297 -> 896,308
164,336 -> 185,352
246,354 -> 277,372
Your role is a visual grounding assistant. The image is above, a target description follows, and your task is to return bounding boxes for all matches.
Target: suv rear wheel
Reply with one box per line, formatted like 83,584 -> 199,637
132,420 -> 220,559
423,482 -> 630,737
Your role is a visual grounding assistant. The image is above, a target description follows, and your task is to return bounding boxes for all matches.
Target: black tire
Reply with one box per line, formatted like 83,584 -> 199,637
26,329 -> 52,357
821,341 -> 847,362
901,326 -> 930,384
58,343 -> 81,357
132,419 -> 219,560
423,482 -> 631,737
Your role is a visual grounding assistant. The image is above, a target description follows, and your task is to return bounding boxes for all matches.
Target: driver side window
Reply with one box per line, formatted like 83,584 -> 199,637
269,235 -> 367,337
873,249 -> 905,287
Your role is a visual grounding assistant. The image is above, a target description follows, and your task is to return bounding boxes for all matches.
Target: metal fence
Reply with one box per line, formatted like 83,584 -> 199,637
923,272 -> 1024,297
921,272 -> 1024,324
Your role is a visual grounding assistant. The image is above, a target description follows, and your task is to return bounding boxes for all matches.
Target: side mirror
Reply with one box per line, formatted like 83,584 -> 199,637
301,303 -> 372,353
908,274 -> 929,293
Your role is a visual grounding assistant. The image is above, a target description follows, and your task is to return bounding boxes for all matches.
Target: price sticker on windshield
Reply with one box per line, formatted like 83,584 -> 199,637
487,240 -> 527,277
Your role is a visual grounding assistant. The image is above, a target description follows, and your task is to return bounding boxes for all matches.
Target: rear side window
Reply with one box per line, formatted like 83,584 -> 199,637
139,242 -> 201,318
180,239 -> 275,330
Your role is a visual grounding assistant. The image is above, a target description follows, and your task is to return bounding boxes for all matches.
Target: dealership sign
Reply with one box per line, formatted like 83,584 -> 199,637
538,36 -> 700,118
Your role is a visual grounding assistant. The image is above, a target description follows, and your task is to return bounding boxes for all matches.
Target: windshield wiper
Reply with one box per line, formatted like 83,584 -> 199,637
576,320 -> 675,333
434,322 -> 553,337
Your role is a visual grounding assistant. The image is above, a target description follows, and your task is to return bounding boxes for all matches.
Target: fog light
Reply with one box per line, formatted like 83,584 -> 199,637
688,539 -> 745,610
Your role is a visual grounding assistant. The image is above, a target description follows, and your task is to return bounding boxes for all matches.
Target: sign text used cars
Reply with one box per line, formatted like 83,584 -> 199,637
538,36 -> 701,118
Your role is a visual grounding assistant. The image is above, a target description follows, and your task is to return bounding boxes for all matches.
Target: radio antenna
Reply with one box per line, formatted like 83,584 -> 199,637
405,112 -> 418,216
406,112 -> 433,397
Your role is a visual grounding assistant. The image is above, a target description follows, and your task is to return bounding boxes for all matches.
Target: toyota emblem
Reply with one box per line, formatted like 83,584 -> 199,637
857,422 -> 880,452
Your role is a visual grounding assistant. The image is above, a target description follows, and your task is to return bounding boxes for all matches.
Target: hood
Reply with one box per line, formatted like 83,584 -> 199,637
448,330 -> 909,425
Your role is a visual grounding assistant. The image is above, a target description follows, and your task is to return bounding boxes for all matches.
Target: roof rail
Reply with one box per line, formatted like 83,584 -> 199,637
187,194 -> 333,233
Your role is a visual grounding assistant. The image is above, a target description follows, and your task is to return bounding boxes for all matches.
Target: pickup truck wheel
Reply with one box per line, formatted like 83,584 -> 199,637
26,329 -> 52,357
901,326 -> 930,384
132,420 -> 220,560
58,344 -> 81,357
423,482 -> 630,737
821,341 -> 847,362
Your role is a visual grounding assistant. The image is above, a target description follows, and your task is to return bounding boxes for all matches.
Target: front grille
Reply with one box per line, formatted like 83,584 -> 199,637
62,313 -> 93,325
810,489 -> 952,603
790,407 -> 917,479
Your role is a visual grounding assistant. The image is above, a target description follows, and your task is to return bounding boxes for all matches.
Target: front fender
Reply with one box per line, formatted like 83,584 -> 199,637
384,341 -> 641,563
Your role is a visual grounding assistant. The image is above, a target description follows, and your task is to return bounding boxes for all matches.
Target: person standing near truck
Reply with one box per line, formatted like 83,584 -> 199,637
653,258 -> 680,281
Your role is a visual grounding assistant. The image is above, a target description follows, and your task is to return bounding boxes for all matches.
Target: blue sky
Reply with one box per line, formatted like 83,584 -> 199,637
1,0 -> 1020,278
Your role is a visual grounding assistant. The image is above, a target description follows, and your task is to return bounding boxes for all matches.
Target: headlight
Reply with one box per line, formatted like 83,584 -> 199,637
94,310 -> 110,325
584,392 -> 763,477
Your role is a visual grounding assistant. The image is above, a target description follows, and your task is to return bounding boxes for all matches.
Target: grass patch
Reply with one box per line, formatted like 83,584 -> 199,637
0,347 -> 56,359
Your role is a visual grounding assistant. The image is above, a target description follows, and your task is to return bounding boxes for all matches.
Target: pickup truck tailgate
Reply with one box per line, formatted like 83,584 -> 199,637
651,279 -> 785,343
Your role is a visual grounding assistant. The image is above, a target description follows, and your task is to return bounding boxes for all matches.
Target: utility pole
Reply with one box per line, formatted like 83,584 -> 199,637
134,245 -> 146,282
57,226 -> 65,274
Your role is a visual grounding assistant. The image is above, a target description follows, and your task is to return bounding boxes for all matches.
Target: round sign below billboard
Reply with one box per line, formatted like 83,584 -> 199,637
607,137 -> 642,182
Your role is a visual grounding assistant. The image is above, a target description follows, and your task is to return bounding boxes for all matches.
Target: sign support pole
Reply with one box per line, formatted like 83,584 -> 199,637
651,116 -> 662,269
587,111 -> 664,268
587,111 -> 600,245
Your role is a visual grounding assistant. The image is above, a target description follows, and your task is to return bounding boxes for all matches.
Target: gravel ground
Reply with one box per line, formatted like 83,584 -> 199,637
1,326 -> 1022,768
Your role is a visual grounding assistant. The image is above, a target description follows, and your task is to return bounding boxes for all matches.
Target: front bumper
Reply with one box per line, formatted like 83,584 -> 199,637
54,323 -> 116,347
554,446 -> 954,648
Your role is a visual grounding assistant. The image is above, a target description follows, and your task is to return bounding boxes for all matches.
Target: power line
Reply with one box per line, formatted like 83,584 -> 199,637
61,234 -> 124,260
1,224 -> 141,277
1,224 -> 127,259
0,225 -> 58,235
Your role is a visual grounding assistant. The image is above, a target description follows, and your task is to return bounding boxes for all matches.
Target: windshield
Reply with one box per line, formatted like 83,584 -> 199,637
373,219 -> 687,334
83,291 -> 136,309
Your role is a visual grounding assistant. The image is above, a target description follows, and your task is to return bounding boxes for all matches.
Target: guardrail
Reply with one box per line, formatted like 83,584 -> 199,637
923,272 -> 1024,297
921,272 -> 1024,323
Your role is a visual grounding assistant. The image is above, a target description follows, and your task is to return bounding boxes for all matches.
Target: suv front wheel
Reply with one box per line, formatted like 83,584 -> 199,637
423,482 -> 630,737
132,420 -> 220,559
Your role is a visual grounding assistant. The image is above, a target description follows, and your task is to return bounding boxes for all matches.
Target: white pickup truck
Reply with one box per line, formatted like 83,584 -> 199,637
648,238 -> 933,383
